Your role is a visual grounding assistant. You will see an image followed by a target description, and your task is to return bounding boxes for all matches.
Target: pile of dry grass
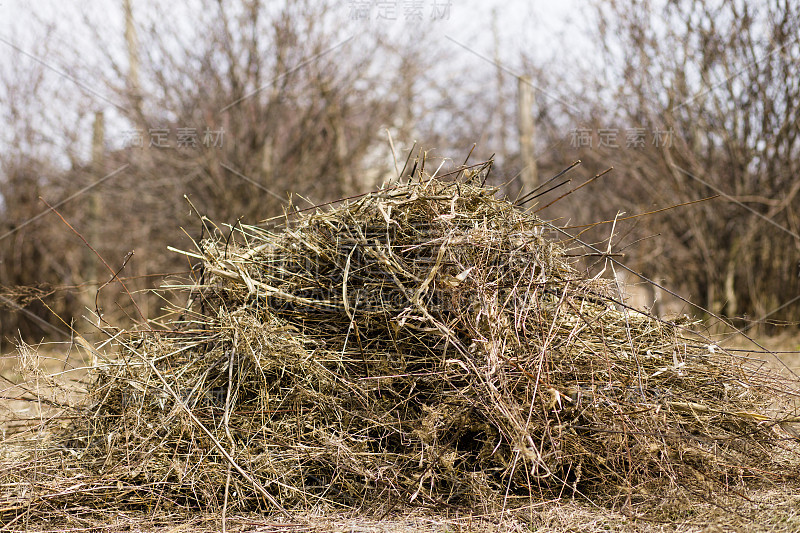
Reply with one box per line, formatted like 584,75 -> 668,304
2,161 -> 799,524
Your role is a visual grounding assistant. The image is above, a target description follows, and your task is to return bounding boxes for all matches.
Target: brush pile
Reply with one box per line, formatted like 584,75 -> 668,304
2,163 -> 799,520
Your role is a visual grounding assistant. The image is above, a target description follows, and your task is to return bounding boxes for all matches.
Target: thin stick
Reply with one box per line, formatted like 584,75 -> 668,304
41,199 -> 150,328
399,141 -> 417,178
516,179 -> 572,206
455,144 -> 476,181
516,160 -> 581,206
0,293 -> 70,338
94,251 -> 134,323
534,167 -> 613,212
222,464 -> 231,533
562,195 -> 720,229
386,129 -> 400,179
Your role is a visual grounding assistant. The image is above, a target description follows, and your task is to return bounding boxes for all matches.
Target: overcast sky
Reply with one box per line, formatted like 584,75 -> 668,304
0,0 -> 598,166
0,0 -> 595,75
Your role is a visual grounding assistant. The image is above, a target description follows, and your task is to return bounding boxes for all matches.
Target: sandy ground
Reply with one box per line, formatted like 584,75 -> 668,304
0,341 -> 91,439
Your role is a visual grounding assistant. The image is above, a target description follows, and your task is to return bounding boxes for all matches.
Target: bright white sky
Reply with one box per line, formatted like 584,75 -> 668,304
0,0 -> 594,67
0,0 -> 596,80
0,0 -> 597,165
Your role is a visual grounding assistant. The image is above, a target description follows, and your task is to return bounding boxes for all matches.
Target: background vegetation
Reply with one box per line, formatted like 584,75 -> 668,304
1,0 -> 798,346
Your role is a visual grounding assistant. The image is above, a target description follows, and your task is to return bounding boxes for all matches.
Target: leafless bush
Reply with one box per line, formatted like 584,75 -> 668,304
0,0 -> 453,344
551,1 -> 800,329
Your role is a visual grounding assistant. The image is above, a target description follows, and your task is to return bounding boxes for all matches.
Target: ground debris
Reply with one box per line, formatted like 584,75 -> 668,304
2,163 -> 799,527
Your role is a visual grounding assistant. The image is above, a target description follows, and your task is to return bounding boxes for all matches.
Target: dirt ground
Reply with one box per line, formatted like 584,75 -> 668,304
0,491 -> 799,532
731,332 -> 800,373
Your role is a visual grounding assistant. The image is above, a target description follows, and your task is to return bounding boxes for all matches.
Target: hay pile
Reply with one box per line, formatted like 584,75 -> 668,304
2,164 -> 799,521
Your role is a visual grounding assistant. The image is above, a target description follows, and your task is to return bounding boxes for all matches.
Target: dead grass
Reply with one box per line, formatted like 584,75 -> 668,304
2,161 -> 800,531
1,493 -> 799,532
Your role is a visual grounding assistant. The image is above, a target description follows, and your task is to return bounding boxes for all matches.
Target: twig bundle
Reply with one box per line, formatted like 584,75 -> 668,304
2,165 -> 799,521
